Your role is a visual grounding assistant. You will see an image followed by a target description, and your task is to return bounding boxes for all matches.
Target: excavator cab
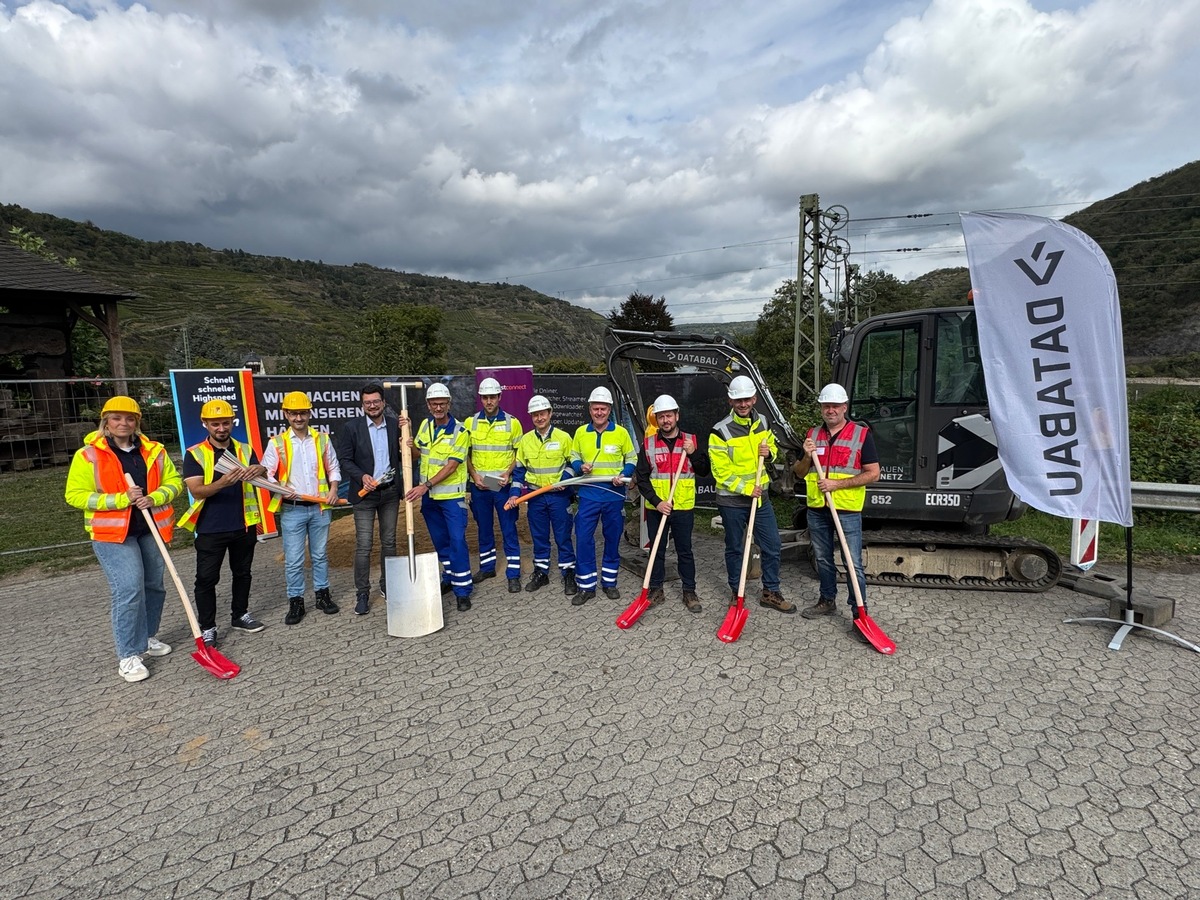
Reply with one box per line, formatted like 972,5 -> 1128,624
831,306 -> 1027,528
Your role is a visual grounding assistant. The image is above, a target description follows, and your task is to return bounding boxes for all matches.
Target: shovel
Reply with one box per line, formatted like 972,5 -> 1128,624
618,448 -> 690,629
382,381 -> 444,637
358,466 -> 396,498
214,453 -> 347,506
125,474 -> 239,679
809,454 -> 896,655
717,454 -> 765,643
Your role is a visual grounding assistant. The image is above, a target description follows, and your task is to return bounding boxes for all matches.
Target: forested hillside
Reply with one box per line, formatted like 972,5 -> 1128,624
0,204 -> 608,375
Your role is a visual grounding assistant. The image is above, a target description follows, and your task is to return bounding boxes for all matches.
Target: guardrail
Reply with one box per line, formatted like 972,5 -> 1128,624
1131,481 -> 1200,513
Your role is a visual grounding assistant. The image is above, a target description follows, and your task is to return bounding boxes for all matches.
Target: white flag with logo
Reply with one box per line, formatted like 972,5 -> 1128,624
960,212 -> 1132,526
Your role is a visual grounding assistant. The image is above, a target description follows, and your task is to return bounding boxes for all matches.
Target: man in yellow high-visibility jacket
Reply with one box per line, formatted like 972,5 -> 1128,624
709,376 -> 792,613
179,399 -> 267,649
466,377 -> 523,592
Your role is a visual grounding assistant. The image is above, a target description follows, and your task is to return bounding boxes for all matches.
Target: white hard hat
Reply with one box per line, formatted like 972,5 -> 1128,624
652,394 -> 679,414
817,383 -> 849,404
425,383 -> 451,400
727,376 -> 756,400
478,377 -> 502,396
588,386 -> 614,405
527,395 -> 552,413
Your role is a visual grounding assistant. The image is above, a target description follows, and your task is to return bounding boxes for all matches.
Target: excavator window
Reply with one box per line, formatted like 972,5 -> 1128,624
849,323 -> 919,482
934,311 -> 987,406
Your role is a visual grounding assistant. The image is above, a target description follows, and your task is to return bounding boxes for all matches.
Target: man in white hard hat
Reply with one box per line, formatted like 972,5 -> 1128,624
402,382 -> 474,611
793,383 -> 880,637
569,385 -> 637,606
709,375 -> 793,613
505,394 -> 577,595
634,394 -> 710,613
466,377 -> 524,593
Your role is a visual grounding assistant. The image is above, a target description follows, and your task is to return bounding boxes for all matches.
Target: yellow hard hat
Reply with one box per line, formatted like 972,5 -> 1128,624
200,399 -> 235,420
281,391 -> 312,411
101,396 -> 141,417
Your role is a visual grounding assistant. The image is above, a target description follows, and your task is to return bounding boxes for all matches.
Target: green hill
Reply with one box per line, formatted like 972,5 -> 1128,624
0,204 -> 608,375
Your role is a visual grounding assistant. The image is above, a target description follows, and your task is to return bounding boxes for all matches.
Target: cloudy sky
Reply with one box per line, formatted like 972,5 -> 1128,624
2,0 -> 1198,324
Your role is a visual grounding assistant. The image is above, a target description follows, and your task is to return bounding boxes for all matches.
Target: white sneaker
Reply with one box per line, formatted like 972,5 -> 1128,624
145,636 -> 172,657
119,655 -> 149,683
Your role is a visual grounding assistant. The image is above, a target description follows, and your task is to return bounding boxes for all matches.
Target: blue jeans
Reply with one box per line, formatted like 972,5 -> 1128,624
806,506 -> 867,610
280,503 -> 331,598
718,500 -> 781,593
644,508 -> 696,591
93,532 -> 167,660
352,488 -> 398,595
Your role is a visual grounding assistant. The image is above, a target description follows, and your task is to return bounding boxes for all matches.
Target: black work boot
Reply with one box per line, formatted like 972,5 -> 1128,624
508,578 -> 522,593
284,596 -> 306,625
526,570 -> 550,592
562,571 -> 578,596
314,587 -> 339,615
801,597 -> 837,619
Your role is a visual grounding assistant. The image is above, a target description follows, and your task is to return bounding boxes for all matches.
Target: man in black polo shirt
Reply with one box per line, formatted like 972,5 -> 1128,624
178,400 -> 268,648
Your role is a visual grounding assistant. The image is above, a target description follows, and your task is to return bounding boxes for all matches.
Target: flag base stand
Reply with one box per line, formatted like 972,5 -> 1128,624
1063,526 -> 1200,656
1063,608 -> 1200,654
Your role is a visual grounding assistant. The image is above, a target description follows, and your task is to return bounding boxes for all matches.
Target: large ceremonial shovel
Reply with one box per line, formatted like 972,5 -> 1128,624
617,449 -> 690,629
382,381 -> 443,637
809,454 -> 896,655
717,455 -> 765,643
126,475 -> 239,679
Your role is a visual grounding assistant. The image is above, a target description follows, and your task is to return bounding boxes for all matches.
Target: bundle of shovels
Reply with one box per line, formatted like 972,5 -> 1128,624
214,453 -> 347,505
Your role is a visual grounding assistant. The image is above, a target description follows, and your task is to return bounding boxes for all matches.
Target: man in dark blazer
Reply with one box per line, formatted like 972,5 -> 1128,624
337,382 -> 401,616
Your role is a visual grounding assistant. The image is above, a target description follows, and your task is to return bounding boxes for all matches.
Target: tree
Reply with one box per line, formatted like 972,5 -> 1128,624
608,291 -> 674,332
354,304 -> 447,376
536,356 -> 597,374
747,279 -> 822,403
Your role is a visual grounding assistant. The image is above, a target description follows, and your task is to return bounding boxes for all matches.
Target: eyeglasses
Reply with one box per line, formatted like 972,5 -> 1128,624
363,400 -> 384,407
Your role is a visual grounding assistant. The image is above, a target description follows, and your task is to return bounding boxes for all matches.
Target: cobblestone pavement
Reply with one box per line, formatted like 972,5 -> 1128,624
3,532 -> 1199,900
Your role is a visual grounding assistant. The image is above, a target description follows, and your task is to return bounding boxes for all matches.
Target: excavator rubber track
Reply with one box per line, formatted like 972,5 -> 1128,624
862,529 -> 1063,592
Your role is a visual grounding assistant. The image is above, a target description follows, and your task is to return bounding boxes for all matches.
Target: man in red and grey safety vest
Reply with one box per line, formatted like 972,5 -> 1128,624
634,394 -> 710,614
792,383 -> 880,638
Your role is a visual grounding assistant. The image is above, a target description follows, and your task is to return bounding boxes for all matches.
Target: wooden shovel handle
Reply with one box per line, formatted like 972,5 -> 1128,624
809,453 -> 867,610
735,454 -> 766,600
125,474 -> 203,640
642,447 -> 691,591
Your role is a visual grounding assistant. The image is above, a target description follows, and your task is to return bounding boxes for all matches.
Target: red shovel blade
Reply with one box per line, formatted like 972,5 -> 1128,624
717,597 -> 747,643
191,637 -> 240,679
854,613 -> 896,655
617,590 -> 651,629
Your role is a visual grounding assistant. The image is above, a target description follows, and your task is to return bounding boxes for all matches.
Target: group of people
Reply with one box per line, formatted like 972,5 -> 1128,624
66,376 -> 881,684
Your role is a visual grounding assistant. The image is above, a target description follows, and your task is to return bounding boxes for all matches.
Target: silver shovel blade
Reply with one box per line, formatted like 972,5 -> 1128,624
384,554 -> 445,637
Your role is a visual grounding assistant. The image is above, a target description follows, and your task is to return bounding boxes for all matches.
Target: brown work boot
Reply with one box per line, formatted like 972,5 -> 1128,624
648,587 -> 665,606
760,588 -> 797,614
801,597 -> 837,619
682,591 -> 702,613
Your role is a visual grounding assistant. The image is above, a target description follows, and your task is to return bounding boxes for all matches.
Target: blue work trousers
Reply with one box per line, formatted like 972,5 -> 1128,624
422,495 -> 472,598
526,491 -> 575,574
574,498 -> 624,592
470,487 -> 521,579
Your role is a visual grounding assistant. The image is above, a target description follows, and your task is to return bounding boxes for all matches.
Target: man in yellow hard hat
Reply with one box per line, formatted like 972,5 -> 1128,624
261,391 -> 342,626
178,399 -> 268,648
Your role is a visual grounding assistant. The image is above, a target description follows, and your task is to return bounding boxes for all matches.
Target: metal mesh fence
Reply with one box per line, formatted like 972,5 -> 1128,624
0,377 -> 180,571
